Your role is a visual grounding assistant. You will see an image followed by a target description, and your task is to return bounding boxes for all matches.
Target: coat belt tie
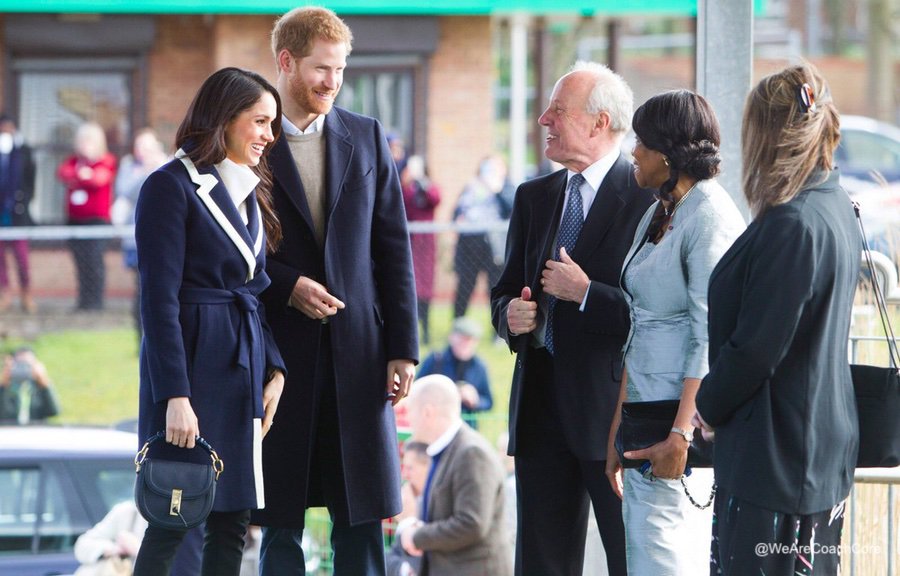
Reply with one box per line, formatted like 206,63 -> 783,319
179,273 -> 271,418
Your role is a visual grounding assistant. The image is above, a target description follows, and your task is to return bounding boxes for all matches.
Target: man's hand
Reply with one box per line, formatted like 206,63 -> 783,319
116,531 -> 141,557
289,276 -> 345,320
400,521 -> 424,557
507,286 -> 538,335
387,359 -> 415,406
458,382 -> 480,408
262,370 -> 285,438
692,411 -> 716,442
541,247 -> 590,303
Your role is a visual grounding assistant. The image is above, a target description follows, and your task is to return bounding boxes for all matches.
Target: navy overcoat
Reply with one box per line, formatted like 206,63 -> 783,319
253,107 -> 418,527
136,153 -> 285,511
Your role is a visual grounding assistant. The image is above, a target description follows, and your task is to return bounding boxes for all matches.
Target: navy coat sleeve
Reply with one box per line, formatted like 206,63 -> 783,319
135,169 -> 192,403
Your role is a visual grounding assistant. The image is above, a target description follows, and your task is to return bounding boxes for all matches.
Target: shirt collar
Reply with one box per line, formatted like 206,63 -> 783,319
281,113 -> 325,136
214,157 -> 259,222
570,147 -> 619,191
426,419 -> 463,457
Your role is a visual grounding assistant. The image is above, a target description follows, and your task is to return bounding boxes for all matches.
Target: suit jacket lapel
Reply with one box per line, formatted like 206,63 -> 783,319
324,111 -> 353,225
271,135 -> 316,236
571,154 -> 629,262
529,170 -> 567,294
177,151 -> 258,281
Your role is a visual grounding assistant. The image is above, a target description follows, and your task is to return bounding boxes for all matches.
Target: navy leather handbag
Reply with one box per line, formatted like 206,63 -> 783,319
134,431 -> 223,529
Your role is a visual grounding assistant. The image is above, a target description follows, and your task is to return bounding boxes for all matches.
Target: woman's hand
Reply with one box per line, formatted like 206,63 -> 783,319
624,435 -> 688,480
262,370 -> 284,438
165,397 -> 199,449
605,447 -> 624,499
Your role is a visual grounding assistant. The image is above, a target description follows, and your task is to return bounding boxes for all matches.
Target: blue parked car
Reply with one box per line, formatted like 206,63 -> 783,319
837,115 -> 900,186
0,426 -> 136,576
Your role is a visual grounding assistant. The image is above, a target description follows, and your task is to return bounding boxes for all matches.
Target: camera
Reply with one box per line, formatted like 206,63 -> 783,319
9,360 -> 32,382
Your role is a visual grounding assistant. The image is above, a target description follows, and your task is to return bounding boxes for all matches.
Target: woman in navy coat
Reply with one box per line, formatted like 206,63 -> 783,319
133,68 -> 287,576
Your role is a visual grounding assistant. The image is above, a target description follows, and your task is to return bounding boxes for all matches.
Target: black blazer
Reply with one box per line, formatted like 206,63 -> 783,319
696,170 -> 860,515
491,156 -> 654,460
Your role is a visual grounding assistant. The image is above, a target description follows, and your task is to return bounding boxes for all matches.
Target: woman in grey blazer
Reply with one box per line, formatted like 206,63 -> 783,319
605,90 -> 745,574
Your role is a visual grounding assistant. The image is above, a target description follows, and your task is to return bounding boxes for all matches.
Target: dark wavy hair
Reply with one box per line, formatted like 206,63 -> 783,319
175,67 -> 283,252
632,89 -> 721,241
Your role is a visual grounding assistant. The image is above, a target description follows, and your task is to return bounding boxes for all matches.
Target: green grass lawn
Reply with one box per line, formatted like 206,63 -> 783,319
20,303 -> 515,444
10,328 -> 142,427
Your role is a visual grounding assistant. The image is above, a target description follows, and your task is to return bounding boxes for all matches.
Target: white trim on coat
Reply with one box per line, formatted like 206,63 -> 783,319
176,149 -> 262,282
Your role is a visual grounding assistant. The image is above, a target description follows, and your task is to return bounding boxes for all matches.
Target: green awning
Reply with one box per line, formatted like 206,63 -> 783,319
0,0 -> 764,15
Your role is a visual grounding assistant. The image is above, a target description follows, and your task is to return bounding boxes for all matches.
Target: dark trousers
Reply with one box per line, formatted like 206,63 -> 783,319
68,221 -> 106,310
453,234 -> 501,318
259,327 -> 386,576
133,510 -> 249,576
513,347 -> 626,576
515,455 -> 625,576
260,521 -> 386,576
711,490 -> 846,576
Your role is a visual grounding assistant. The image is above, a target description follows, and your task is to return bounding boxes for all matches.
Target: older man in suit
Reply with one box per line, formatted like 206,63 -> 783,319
490,61 -> 654,576
252,7 -> 418,576
399,374 -> 512,576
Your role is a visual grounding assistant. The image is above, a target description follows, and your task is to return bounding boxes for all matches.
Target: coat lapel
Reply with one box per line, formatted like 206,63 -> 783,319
529,170 -> 567,293
270,135 -> 317,236
324,110 -> 353,225
571,155 -> 629,262
177,151 -> 258,281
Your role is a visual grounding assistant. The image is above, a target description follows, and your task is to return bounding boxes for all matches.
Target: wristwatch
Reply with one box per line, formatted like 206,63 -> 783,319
670,426 -> 693,443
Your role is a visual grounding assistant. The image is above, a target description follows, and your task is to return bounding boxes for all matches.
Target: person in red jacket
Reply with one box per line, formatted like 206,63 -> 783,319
57,121 -> 117,311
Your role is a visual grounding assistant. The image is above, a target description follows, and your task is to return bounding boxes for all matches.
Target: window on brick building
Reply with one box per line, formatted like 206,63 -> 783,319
337,64 -> 418,155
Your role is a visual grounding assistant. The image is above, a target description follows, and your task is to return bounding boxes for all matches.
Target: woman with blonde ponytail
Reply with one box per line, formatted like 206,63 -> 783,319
695,63 -> 860,575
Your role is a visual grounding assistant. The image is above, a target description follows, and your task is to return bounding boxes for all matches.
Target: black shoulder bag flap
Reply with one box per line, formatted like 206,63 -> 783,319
134,431 -> 224,529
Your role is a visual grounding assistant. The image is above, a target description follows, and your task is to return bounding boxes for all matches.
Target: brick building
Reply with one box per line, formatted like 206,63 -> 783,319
0,0 -> 706,225
0,10 -> 495,224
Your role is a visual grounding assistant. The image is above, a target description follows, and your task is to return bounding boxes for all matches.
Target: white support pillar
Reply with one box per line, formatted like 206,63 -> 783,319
697,0 -> 753,217
509,12 -> 529,185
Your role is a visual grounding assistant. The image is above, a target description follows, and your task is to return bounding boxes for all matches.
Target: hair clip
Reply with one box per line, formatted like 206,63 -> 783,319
798,83 -> 817,114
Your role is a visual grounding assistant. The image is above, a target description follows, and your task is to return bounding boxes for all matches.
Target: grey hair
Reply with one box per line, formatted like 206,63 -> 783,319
569,61 -> 633,133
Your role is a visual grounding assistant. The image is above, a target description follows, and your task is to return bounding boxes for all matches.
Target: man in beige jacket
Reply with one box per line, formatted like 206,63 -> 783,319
400,374 -> 512,576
